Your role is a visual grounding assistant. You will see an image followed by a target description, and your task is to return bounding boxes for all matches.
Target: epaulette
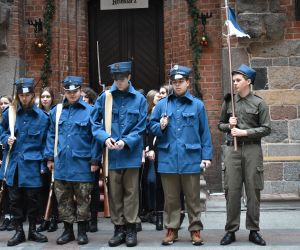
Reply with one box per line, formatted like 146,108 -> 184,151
253,94 -> 263,99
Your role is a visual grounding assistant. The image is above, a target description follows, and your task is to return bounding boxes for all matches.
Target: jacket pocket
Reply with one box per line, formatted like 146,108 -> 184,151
157,142 -> 170,149
127,109 -> 139,124
75,120 -> 90,135
184,143 -> 201,150
72,150 -> 91,159
23,152 -> 43,161
182,112 -> 196,126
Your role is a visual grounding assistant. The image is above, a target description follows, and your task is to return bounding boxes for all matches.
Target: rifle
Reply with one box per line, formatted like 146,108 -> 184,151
0,60 -> 18,212
102,153 -> 110,218
43,103 -> 63,221
96,41 -> 105,92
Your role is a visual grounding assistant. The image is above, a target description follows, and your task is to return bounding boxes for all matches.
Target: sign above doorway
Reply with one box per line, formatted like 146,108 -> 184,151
100,0 -> 149,10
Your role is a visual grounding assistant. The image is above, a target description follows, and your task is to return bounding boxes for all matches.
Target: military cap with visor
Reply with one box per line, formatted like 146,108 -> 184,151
62,76 -> 83,90
169,65 -> 192,80
232,64 -> 256,84
109,61 -> 132,81
15,78 -> 35,94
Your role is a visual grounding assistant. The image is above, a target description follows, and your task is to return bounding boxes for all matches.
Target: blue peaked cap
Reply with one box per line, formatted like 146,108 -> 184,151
63,76 -> 83,90
169,65 -> 192,80
232,64 -> 256,84
108,61 -> 132,74
15,78 -> 35,93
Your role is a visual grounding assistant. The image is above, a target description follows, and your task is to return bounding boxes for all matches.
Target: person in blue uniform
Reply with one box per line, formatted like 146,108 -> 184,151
44,76 -> 101,245
149,65 -> 213,246
0,78 -> 49,246
91,61 -> 147,247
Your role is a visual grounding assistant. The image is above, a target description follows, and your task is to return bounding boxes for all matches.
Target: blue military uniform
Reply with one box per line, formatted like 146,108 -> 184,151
91,61 -> 147,247
44,76 -> 101,245
149,65 -> 213,245
0,77 -> 49,246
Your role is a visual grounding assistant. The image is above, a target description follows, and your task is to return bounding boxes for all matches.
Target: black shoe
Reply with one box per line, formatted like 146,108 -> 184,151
56,222 -> 75,245
249,231 -> 266,246
220,232 -> 236,245
148,211 -> 156,224
108,225 -> 126,247
89,219 -> 98,232
126,223 -> 137,247
6,220 -> 14,231
28,222 -> 48,243
47,217 -> 58,232
136,222 -> 142,232
156,212 -> 163,231
37,219 -> 50,232
77,221 -> 88,245
0,218 -> 10,231
7,225 -> 26,246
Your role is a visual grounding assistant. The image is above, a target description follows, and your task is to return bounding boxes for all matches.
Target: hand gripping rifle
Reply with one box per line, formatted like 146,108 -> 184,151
0,61 -> 17,211
44,102 -> 63,221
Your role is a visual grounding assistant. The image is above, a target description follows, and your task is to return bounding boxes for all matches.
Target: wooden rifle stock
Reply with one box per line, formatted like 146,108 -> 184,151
102,150 -> 110,218
44,180 -> 54,221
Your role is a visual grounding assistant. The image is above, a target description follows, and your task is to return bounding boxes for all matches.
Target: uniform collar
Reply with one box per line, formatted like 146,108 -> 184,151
63,96 -> 87,108
17,103 -> 39,114
110,81 -> 136,95
169,90 -> 193,102
236,91 -> 253,102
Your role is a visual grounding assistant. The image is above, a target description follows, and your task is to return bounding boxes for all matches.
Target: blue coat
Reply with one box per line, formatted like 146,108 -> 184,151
91,82 -> 147,169
0,104 -> 49,187
44,98 -> 102,182
149,91 -> 213,174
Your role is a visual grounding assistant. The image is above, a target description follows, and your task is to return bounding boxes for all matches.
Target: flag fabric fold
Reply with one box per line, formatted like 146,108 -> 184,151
225,7 -> 250,38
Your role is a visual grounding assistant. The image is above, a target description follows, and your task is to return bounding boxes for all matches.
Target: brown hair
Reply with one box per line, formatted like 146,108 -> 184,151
146,89 -> 158,114
82,87 -> 98,104
39,87 -> 55,111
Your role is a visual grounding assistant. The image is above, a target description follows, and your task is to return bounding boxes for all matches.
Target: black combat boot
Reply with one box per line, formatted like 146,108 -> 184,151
56,222 -> 75,245
89,212 -> 98,232
126,223 -> 137,247
48,216 -> 58,232
36,219 -> 50,232
108,225 -> 126,247
28,221 -> 48,242
7,224 -> 26,246
0,218 -> 10,231
156,212 -> 163,231
77,221 -> 88,245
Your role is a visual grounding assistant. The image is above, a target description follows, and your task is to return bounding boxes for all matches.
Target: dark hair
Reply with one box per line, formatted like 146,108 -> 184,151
39,87 -> 55,111
82,87 -> 98,104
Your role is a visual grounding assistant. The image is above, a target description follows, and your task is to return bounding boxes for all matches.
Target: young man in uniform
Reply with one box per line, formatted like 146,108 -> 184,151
0,78 -> 49,246
218,64 -> 271,246
149,65 -> 213,246
91,61 -> 147,247
44,76 -> 101,245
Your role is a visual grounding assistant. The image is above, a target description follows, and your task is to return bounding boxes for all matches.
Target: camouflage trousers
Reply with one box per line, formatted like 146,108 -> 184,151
54,180 -> 93,224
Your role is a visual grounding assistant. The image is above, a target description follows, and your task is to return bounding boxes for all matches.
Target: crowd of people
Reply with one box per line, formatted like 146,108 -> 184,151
0,61 -> 271,247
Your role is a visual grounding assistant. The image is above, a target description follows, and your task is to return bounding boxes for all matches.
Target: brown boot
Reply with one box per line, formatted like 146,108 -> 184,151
191,230 -> 203,245
161,228 -> 178,245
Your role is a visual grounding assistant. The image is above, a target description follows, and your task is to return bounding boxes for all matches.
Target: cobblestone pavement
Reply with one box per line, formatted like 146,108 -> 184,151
0,195 -> 299,249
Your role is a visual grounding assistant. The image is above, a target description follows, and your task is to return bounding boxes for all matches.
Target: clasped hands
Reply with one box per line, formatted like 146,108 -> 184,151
105,138 -> 125,150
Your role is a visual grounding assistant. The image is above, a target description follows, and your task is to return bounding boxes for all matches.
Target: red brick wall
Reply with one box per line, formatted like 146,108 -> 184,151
18,0 -> 300,191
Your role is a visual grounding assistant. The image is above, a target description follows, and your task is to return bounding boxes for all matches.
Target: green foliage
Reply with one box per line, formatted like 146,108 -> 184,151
186,0 -> 203,99
41,0 -> 55,88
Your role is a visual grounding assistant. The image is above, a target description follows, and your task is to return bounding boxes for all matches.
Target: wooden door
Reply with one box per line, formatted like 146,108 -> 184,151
88,0 -> 164,94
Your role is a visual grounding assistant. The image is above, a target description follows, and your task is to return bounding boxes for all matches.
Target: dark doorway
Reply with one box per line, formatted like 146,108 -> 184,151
88,0 -> 164,94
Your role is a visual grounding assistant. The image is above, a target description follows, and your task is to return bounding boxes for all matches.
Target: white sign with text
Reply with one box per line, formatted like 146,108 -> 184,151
100,0 -> 149,10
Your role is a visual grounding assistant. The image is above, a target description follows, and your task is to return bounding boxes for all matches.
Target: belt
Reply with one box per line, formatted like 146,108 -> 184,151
226,140 -> 261,146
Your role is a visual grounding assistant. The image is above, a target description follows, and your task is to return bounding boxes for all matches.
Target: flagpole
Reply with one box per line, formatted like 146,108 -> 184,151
224,0 -> 237,151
